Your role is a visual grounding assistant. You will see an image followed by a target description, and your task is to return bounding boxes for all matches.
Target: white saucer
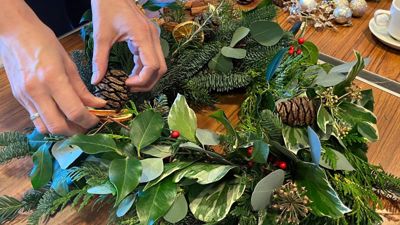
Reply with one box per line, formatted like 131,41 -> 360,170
369,18 -> 400,50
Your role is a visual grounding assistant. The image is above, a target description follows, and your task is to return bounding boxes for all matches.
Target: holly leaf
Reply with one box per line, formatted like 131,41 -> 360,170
116,194 -> 136,217
168,94 -> 197,143
130,110 -> 164,152
307,126 -> 321,165
251,169 -> 285,211
163,194 -> 188,223
109,157 -> 142,205
251,140 -> 269,164
208,53 -> 233,73
196,128 -> 220,146
139,158 -> 164,183
51,140 -> 83,169
144,161 -> 193,191
221,47 -> 247,59
230,26 -> 250,47
65,134 -> 118,154
173,163 -> 236,185
136,177 -> 177,225
249,21 -> 284,47
30,142 -> 53,189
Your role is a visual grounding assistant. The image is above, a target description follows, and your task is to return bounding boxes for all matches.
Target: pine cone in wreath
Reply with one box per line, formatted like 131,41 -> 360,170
276,97 -> 316,126
94,69 -> 130,110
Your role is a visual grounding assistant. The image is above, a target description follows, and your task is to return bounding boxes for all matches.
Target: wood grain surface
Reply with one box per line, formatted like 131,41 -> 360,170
0,27 -> 399,225
277,0 -> 400,82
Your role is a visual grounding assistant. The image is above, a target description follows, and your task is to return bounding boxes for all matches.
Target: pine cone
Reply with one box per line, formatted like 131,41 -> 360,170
94,69 -> 130,110
276,97 -> 315,126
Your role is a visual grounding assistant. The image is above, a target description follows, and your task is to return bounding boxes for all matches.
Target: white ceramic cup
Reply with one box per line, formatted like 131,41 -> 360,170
374,0 -> 400,40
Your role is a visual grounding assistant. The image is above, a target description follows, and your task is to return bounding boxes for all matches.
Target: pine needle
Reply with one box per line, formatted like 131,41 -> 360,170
0,196 -> 23,224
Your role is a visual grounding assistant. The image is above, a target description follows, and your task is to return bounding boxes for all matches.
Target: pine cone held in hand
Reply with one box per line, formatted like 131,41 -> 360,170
276,97 -> 316,126
94,69 -> 130,110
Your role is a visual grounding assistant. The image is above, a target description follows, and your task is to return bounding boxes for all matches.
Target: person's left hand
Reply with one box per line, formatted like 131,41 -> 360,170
90,0 -> 167,92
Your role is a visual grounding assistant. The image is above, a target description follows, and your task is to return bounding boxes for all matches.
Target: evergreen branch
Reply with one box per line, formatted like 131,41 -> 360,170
27,190 -> 60,225
0,132 -> 30,164
259,110 -> 283,142
0,196 -> 23,224
0,132 -> 26,146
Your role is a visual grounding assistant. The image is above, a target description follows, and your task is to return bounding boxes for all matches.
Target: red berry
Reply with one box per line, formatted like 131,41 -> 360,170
296,48 -> 302,55
170,130 -> 180,139
298,37 -> 305,45
288,49 -> 295,55
289,45 -> 295,50
247,161 -> 254,168
278,161 -> 287,170
247,146 -> 253,156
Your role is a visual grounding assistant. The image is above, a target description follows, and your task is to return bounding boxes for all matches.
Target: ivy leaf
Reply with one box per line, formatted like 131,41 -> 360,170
307,127 -> 321,165
282,125 -> 309,153
249,20 -> 284,47
142,145 -> 172,158
51,140 -> 83,169
251,140 -> 269,164
160,38 -> 170,58
137,177 -> 177,225
173,163 -> 235,185
230,26 -> 250,47
116,194 -> 136,217
251,169 -> 285,211
30,142 -> 53,189
163,194 -> 188,223
301,41 -> 319,64
265,47 -> 287,82
109,157 -> 142,205
208,53 -> 233,73
144,161 -> 193,191
317,105 -> 333,134
196,128 -> 220,146
130,110 -> 164,152
139,158 -> 164,183
210,110 -> 238,148
320,149 -> 355,171
357,121 -> 379,142
87,181 -> 116,195
168,94 -> 198,143
189,177 -> 246,222
65,134 -> 118,154
221,47 -> 247,59
295,161 -> 351,218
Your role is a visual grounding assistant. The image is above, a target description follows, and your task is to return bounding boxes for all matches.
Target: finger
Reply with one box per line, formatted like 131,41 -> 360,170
49,75 -> 100,129
149,23 -> 167,78
131,54 -> 143,77
63,55 -> 107,108
20,95 -> 48,134
92,36 -> 112,85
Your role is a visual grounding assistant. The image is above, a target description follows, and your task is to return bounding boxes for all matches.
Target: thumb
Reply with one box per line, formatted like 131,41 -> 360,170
91,38 -> 111,85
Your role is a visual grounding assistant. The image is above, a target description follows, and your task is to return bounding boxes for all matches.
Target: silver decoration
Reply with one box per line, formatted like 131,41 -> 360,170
350,0 -> 368,17
333,5 -> 352,24
299,0 -> 317,10
333,0 -> 349,7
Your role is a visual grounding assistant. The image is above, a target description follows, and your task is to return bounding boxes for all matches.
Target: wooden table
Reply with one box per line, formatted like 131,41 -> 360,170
1,23 -> 400,224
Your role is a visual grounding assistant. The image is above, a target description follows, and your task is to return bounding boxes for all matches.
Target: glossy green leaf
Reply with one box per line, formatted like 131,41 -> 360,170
210,110 -> 238,148
30,142 -> 53,189
137,177 -> 177,225
265,47 -> 287,82
251,169 -> 285,210
307,127 -> 321,165
163,194 -> 188,223
334,52 -> 366,96
317,105 -> 333,133
189,177 -> 246,222
196,128 -> 220,146
173,163 -> 236,185
208,53 -> 233,73
337,101 -> 377,124
116,194 -> 136,217
51,140 -> 83,169
65,134 -> 118,154
251,140 -> 269,164
357,121 -> 379,142
87,181 -> 116,195
221,47 -> 247,59
168,94 -> 197,143
139,158 -> 164,183
249,21 -> 284,47
109,157 -> 142,205
315,69 -> 346,87
302,41 -> 319,64
230,26 -> 250,47
144,161 -> 193,191
160,38 -> 170,58
142,145 -> 172,158
320,148 -> 355,171
295,161 -> 351,218
282,125 -> 309,153
130,110 -> 164,152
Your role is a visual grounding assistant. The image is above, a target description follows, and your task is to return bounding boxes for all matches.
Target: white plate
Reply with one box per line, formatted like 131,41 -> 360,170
369,18 -> 400,50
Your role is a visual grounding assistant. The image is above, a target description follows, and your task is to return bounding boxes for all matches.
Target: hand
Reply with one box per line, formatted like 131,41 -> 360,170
91,0 -> 167,92
0,1 -> 106,135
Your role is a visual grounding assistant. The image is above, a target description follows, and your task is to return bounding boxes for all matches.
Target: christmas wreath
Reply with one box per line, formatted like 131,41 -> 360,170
0,1 -> 399,225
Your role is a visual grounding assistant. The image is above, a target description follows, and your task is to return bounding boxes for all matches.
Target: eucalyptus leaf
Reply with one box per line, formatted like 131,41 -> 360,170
65,134 -> 118,154
315,69 -> 346,87
295,161 -> 351,218
87,181 -> 116,195
196,128 -> 220,146
109,157 -> 142,205
251,169 -> 285,211
208,53 -> 233,73
137,177 -> 177,225
320,148 -> 355,171
251,140 -> 269,164
282,125 -> 309,153
116,194 -> 136,217
317,105 -> 333,134
130,110 -> 164,152
163,194 -> 188,223
144,161 -> 193,191
221,47 -> 247,59
139,158 -> 164,183
230,26 -> 250,47
357,121 -> 379,142
160,38 -> 170,58
189,177 -> 246,222
307,126 -> 321,165
173,163 -> 236,185
249,21 -> 284,47
51,140 -> 83,169
168,94 -> 197,143
142,145 -> 172,158
30,142 -> 53,189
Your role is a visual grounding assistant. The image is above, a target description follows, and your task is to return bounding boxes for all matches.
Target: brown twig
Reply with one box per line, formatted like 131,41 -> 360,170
92,120 -> 110,135
107,117 -> 131,131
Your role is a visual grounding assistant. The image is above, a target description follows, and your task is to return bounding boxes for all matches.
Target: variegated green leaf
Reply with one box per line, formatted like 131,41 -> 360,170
282,125 -> 309,153
144,161 -> 193,191
317,105 -> 333,134
173,163 -> 236,185
168,94 -> 197,143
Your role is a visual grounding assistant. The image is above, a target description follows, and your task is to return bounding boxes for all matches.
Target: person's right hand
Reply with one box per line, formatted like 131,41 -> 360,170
0,0 -> 106,136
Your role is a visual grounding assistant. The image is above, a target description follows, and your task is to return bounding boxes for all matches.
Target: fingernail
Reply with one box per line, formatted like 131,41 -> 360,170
91,73 -> 98,85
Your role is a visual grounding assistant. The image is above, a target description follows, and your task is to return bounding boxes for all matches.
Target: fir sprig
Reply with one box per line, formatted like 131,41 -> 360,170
0,196 -> 23,224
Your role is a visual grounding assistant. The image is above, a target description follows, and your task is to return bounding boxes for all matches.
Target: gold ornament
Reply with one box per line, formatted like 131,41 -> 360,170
172,21 -> 205,43
350,0 -> 368,17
